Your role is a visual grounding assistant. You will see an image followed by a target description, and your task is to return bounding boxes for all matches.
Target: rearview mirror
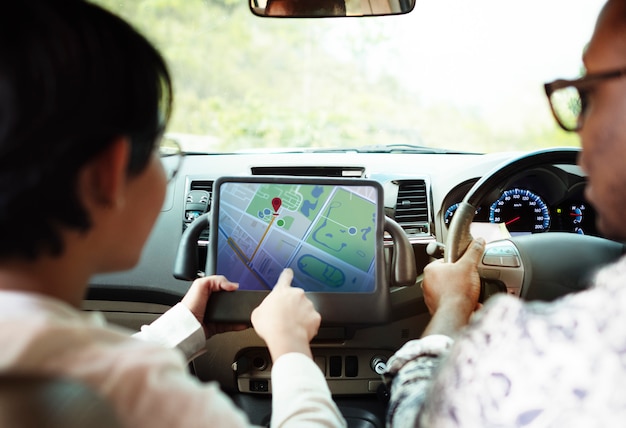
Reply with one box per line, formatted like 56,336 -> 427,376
250,0 -> 415,17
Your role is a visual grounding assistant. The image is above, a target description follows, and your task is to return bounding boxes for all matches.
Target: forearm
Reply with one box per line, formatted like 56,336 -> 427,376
266,335 -> 312,362
270,353 -> 346,428
420,237 -> 484,338
420,299 -> 474,338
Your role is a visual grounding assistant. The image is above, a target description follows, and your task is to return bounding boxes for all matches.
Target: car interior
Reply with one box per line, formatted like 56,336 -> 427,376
79,0 -> 620,427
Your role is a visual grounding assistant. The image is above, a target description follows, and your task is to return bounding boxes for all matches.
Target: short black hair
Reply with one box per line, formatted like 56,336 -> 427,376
0,0 -> 173,260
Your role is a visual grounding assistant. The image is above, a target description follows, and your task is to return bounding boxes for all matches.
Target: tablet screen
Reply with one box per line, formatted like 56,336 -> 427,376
212,177 -> 381,293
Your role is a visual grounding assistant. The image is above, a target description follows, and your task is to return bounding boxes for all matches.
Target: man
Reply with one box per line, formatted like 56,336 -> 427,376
384,0 -> 626,426
265,0 -> 346,17
0,1 -> 345,427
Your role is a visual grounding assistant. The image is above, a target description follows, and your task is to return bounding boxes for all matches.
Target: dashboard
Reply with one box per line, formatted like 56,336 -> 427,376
85,147 -> 594,427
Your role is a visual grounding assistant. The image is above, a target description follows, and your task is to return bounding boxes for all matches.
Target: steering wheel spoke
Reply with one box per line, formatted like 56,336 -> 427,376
478,240 -> 524,297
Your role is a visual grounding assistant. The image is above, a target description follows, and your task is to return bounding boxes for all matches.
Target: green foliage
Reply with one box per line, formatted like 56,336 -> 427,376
90,0 -> 572,153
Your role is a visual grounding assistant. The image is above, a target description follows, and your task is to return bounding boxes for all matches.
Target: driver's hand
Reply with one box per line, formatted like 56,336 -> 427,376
181,275 -> 247,339
251,268 -> 320,362
422,238 -> 485,319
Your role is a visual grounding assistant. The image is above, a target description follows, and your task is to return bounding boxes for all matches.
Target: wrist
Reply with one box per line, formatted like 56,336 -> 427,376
264,330 -> 313,361
437,295 -> 476,319
422,297 -> 476,338
267,340 -> 312,361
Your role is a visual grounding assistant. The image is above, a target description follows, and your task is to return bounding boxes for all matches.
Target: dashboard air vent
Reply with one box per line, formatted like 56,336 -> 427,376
184,180 -> 213,240
395,180 -> 430,235
190,180 -> 213,193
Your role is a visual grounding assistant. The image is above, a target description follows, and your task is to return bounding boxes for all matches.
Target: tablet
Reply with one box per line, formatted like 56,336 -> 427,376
204,176 -> 389,324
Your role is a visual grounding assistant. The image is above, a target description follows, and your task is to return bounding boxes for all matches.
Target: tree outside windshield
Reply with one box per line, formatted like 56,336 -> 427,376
92,0 -> 604,153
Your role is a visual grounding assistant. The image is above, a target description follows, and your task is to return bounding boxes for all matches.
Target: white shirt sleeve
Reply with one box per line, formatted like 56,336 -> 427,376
132,304 -> 346,427
0,292 -> 349,428
270,352 -> 347,428
133,302 -> 206,361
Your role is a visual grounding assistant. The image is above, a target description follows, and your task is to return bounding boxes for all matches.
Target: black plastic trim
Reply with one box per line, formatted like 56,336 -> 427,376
85,285 -> 183,307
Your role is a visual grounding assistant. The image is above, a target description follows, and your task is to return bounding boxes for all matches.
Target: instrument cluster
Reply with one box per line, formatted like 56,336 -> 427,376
441,165 -> 598,237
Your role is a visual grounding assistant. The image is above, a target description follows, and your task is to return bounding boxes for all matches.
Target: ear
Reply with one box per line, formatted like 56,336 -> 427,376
80,136 -> 131,210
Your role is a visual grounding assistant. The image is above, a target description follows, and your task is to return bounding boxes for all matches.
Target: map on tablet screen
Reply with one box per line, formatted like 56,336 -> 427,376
212,178 -> 381,293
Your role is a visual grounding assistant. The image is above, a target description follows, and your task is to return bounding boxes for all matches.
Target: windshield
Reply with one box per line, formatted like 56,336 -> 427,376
92,0 -> 604,154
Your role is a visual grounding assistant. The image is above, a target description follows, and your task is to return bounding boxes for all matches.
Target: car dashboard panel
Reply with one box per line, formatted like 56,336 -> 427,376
86,148 -> 591,415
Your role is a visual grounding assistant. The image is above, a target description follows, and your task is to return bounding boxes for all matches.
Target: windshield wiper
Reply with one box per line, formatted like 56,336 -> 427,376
305,144 -> 482,155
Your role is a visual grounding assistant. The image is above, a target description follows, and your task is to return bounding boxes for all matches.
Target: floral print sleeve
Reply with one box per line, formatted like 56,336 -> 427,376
383,335 -> 454,427
385,256 -> 626,428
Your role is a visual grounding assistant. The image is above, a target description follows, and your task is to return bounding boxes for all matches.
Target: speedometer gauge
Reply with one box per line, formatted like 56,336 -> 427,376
444,203 -> 460,226
444,203 -> 480,226
489,188 -> 550,234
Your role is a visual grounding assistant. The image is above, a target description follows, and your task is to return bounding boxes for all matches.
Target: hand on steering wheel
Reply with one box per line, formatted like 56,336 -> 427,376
423,238 -> 485,317
445,148 -> 624,302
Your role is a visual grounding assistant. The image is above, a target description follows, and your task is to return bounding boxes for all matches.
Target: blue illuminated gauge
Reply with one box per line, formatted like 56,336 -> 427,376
489,188 -> 551,234
570,205 -> 584,224
556,204 -> 586,234
444,203 -> 480,226
444,203 -> 460,226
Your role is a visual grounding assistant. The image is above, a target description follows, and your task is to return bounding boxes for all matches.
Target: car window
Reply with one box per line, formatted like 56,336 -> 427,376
91,0 -> 604,154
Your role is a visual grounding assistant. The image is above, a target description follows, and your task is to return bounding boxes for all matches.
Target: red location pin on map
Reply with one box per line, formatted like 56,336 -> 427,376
272,197 -> 282,213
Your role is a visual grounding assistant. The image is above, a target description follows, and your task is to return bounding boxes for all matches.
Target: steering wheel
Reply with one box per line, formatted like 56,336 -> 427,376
445,147 -> 625,301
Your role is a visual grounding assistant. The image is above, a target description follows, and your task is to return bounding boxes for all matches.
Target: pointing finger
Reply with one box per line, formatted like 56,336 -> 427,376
273,268 -> 294,289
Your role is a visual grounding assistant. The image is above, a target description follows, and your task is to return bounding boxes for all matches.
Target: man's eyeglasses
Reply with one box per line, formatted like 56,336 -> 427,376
159,138 -> 183,182
544,67 -> 626,132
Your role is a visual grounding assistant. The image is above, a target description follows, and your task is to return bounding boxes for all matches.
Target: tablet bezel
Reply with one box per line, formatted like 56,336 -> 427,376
204,175 -> 389,325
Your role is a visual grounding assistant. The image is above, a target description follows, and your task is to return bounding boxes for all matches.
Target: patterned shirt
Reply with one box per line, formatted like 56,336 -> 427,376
384,255 -> 626,428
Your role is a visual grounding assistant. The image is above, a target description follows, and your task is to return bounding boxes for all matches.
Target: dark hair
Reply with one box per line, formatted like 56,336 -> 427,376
0,0 -> 173,259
